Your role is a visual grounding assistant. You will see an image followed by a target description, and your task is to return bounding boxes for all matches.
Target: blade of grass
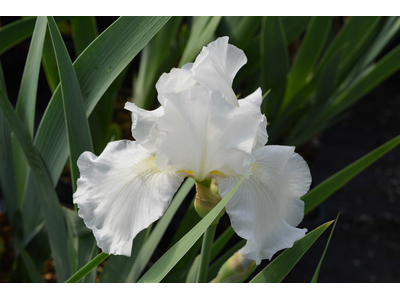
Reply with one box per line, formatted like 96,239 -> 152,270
250,221 -> 333,283
0,88 -> 71,282
47,16 -> 93,192
311,214 -> 339,282
303,134 -> 400,214
138,169 -> 250,283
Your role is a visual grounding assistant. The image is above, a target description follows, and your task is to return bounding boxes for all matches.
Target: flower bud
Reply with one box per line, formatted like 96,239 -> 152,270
211,248 -> 256,283
194,178 -> 224,225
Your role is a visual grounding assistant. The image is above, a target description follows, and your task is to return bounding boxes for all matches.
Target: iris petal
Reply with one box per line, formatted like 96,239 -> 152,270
73,140 -> 186,256
154,86 -> 261,181
191,36 -> 247,106
124,102 -> 164,154
213,146 -> 311,264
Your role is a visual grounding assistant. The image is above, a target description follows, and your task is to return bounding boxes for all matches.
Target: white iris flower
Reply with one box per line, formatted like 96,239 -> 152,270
73,37 -> 312,265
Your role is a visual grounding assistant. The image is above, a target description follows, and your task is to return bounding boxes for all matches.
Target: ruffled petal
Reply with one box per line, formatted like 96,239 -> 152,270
191,36 -> 247,106
154,86 -> 260,181
155,68 -> 196,105
238,88 -> 268,151
213,146 -> 311,264
73,140 -> 186,256
124,102 -> 164,154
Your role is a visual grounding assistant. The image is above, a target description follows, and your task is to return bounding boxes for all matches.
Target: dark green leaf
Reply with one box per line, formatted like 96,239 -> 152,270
284,17 -> 331,104
0,88 -> 71,282
303,135 -> 400,214
47,16 -> 93,192
71,16 -> 98,57
260,16 -> 289,120
282,17 -> 312,44
250,221 -> 333,283
311,214 -> 339,282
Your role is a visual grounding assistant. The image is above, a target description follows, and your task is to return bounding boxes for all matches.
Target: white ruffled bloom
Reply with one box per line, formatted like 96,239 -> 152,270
73,37 -> 311,265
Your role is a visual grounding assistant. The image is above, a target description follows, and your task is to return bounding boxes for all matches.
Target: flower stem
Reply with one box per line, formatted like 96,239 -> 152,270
196,224 -> 217,283
65,251 -> 109,283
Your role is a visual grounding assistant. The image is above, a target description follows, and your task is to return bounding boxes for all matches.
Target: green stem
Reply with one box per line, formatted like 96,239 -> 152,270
65,251 -> 109,283
196,224 -> 217,283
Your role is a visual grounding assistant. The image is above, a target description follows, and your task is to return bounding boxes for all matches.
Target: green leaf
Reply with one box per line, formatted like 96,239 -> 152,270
15,241 -> 45,283
89,66 -> 127,156
0,88 -> 71,282
47,16 -> 93,192
179,16 -> 222,67
303,135 -> 400,214
282,17 -> 312,44
0,62 -> 19,231
20,16 -> 171,239
14,16 -> 47,136
138,169 -> 250,283
249,221 -> 333,283
331,43 -> 400,117
185,255 -> 200,283
42,30 -> 60,93
316,17 -> 381,78
162,198 -> 202,283
228,17 -> 262,50
11,16 -> 48,203
311,214 -> 339,282
339,17 -> 400,93
284,46 -> 344,146
0,16 -> 70,56
0,17 -> 37,55
71,16 -> 98,57
134,17 -> 183,110
210,226 -> 235,261
98,228 -> 149,283
260,16 -> 289,120
284,17 -> 331,104
66,252 -> 109,283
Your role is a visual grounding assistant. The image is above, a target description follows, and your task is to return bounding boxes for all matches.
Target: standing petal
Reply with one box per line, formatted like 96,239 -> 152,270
154,86 -> 261,181
155,68 -> 196,104
124,102 -> 164,154
213,146 -> 311,264
73,140 -> 186,256
238,88 -> 268,151
191,36 -> 247,106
